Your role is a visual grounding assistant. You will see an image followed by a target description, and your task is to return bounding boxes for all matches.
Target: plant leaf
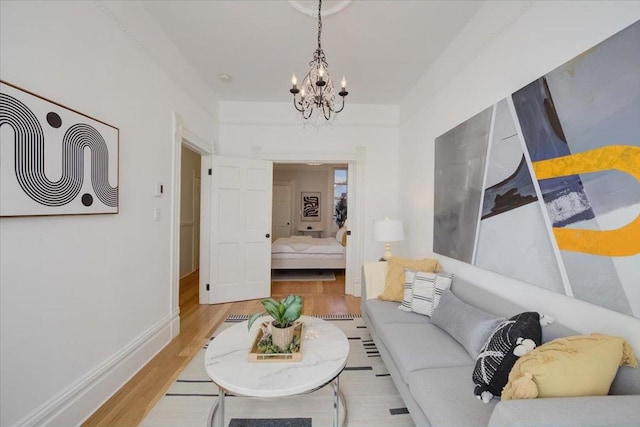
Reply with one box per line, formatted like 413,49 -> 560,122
247,311 -> 265,331
261,299 -> 280,317
283,302 -> 302,323
277,303 -> 286,319
282,295 -> 295,307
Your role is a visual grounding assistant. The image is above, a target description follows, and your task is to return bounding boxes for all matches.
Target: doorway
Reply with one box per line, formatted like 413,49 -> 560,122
259,151 -> 362,297
179,145 -> 202,312
270,162 -> 351,295
178,149 -> 363,310
169,113 -> 213,337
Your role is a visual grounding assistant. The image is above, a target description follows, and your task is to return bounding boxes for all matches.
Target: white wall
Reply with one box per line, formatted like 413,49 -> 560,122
219,101 -> 400,278
398,1 -> 640,349
0,1 -> 217,425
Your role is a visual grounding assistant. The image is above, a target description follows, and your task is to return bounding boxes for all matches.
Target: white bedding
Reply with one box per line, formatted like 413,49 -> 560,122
271,236 -> 345,257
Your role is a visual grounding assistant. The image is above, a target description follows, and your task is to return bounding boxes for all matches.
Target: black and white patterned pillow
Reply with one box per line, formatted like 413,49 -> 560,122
410,271 -> 453,316
399,268 -> 417,312
472,312 -> 542,403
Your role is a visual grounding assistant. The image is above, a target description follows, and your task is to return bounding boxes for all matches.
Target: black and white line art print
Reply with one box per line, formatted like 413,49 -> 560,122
301,192 -> 320,221
0,81 -> 119,216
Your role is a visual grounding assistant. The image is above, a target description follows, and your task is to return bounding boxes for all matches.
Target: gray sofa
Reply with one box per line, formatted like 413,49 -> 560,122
361,262 -> 640,427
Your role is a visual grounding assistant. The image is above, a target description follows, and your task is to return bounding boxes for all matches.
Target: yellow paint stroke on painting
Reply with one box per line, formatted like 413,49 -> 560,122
532,145 -> 640,257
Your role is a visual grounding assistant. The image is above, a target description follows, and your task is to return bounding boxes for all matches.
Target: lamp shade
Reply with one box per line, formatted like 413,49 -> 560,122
373,218 -> 404,242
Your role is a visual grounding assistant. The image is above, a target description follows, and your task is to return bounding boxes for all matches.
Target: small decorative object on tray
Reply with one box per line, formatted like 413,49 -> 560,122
248,321 -> 304,362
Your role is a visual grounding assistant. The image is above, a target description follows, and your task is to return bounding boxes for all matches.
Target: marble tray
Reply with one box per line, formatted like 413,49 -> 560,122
248,322 -> 304,362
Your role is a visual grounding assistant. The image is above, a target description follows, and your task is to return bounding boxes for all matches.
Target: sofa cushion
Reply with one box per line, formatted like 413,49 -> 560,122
450,277 -> 528,318
378,322 -> 474,383
611,359 -> 640,395
473,312 -> 542,402
364,299 -> 432,334
379,257 -> 441,301
489,395 -> 640,427
502,333 -> 638,400
408,366 -> 497,427
432,289 -> 504,359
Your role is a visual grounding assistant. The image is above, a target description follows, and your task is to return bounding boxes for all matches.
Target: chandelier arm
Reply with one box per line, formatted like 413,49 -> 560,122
292,96 -> 304,113
323,103 -> 331,120
334,95 -> 346,113
303,105 -> 314,120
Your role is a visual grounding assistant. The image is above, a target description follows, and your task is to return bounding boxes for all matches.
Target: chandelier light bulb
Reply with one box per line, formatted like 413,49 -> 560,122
291,74 -> 297,86
341,76 -> 347,88
301,89 -> 305,98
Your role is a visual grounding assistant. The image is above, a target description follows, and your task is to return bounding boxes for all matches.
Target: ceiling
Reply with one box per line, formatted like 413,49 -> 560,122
140,0 -> 485,105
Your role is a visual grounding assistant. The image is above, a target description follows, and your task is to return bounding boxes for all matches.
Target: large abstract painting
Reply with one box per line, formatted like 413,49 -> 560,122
0,81 -> 119,216
434,21 -> 640,317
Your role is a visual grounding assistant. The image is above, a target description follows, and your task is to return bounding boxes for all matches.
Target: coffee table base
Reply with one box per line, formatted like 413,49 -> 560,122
207,376 -> 347,427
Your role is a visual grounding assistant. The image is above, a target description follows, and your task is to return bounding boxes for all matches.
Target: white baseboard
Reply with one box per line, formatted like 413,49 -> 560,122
16,311 -> 179,426
171,308 -> 181,339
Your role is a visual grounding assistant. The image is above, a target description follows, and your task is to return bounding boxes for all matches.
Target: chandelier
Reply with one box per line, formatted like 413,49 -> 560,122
289,0 -> 349,121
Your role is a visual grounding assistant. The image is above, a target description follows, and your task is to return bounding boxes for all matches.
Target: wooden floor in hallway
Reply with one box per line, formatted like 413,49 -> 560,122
83,270 -> 360,426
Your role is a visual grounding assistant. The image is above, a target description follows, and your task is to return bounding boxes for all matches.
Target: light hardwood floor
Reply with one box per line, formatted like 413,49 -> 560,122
83,270 -> 360,426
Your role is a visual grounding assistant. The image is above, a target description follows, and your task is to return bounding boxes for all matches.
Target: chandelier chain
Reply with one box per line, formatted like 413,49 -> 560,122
317,0 -> 322,50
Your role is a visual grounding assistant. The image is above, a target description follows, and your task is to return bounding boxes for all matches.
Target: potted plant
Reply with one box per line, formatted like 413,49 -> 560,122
248,295 -> 303,351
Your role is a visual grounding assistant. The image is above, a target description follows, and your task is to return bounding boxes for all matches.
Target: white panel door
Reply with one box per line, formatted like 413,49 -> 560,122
210,156 -> 273,304
272,183 -> 292,240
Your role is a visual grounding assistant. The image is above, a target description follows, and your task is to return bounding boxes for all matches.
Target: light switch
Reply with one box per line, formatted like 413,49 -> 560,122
154,183 -> 164,197
153,208 -> 160,221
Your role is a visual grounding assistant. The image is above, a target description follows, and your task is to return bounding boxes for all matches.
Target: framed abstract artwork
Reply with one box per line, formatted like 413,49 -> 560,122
0,80 -> 119,217
301,192 -> 321,221
434,21 -> 640,317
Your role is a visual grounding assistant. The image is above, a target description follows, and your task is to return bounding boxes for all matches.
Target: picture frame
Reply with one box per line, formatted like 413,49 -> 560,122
301,192 -> 321,222
0,80 -> 119,217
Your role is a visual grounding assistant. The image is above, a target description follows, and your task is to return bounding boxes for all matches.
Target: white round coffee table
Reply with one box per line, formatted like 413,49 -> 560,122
204,315 -> 350,427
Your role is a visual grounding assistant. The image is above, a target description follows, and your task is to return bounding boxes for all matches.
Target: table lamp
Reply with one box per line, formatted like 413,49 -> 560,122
373,218 -> 404,260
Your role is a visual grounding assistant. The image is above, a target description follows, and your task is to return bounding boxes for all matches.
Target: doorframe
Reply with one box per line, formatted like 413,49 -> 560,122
258,147 -> 366,296
170,113 -> 214,338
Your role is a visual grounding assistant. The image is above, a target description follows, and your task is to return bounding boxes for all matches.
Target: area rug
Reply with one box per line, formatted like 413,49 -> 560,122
141,315 -> 415,427
271,270 -> 336,282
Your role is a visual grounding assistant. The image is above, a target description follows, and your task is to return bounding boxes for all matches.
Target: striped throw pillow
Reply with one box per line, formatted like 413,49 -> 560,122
399,268 -> 417,312
410,271 -> 454,316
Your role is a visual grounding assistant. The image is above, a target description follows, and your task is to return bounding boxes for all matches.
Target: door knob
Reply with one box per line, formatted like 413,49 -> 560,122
266,233 -> 271,238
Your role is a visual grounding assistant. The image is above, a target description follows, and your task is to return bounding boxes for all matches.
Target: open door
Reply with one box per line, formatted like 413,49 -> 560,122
209,156 -> 273,303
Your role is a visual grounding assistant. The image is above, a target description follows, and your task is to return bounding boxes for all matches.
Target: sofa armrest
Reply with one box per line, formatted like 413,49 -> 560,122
488,395 -> 640,427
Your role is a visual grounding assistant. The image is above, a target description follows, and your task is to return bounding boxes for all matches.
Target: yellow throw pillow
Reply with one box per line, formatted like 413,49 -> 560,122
502,333 -> 638,400
378,257 -> 441,301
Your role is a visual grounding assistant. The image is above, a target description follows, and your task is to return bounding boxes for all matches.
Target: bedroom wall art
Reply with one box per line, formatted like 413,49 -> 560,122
0,80 -> 119,216
301,191 -> 321,221
434,20 -> 640,318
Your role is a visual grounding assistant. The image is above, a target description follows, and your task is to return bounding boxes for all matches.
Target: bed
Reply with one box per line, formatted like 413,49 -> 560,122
271,235 -> 346,269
